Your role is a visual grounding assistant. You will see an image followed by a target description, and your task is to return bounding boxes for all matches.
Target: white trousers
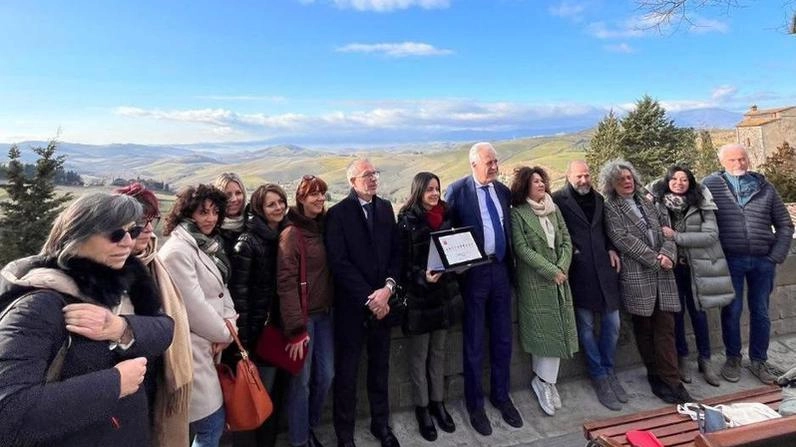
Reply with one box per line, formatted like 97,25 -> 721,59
532,356 -> 561,384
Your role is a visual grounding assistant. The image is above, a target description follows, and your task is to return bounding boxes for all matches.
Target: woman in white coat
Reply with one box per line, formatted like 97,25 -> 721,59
159,184 -> 237,447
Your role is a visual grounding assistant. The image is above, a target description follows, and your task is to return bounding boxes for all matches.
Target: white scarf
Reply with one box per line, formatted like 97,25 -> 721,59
527,193 -> 557,249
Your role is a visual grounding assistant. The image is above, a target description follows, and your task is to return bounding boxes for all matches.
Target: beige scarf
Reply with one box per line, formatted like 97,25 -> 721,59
141,236 -> 193,447
527,193 -> 557,249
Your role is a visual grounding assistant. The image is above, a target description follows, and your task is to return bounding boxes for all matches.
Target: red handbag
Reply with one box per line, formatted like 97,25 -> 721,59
217,320 -> 273,431
255,226 -> 308,376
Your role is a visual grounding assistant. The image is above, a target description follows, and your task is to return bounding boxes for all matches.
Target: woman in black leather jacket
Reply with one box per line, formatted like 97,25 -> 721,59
397,172 -> 461,442
229,183 -> 288,447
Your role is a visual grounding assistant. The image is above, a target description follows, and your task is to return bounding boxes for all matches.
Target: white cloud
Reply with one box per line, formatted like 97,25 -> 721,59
331,0 -> 449,12
688,17 -> 729,34
195,95 -> 287,102
604,43 -> 634,53
711,85 -> 738,101
587,19 -> 646,39
588,13 -> 726,40
336,42 -> 453,57
548,1 -> 586,21
113,100 -> 607,140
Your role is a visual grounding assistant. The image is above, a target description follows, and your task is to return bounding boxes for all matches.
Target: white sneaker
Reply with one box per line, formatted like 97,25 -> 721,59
550,383 -> 562,409
531,376 -> 555,416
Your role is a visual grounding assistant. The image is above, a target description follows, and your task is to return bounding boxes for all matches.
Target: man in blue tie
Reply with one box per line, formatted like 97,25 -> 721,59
445,142 -> 522,435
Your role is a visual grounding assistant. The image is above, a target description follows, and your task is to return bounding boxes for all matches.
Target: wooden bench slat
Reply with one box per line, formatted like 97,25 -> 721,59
583,385 -> 783,446
693,414 -> 796,447
583,385 -> 779,435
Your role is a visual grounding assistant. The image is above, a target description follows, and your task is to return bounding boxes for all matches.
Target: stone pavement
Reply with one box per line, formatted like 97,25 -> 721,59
266,333 -> 795,447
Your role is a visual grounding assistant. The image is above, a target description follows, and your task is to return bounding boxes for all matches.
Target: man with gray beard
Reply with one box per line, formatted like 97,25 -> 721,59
552,160 -> 627,411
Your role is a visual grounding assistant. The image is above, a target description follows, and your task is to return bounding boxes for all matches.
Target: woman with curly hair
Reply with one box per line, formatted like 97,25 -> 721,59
509,166 -> 577,417
158,184 -> 237,447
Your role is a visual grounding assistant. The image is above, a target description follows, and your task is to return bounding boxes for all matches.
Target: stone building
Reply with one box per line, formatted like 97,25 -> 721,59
736,105 -> 796,167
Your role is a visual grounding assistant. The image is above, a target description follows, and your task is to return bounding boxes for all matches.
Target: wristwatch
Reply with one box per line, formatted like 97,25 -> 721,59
385,277 -> 397,295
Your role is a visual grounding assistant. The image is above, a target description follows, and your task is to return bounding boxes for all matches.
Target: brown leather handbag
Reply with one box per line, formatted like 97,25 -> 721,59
216,319 -> 273,431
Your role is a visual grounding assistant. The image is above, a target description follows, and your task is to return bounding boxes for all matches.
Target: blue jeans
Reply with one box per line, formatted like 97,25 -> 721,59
190,405 -> 225,447
674,264 -> 712,359
575,307 -> 620,379
721,255 -> 776,362
286,312 -> 335,447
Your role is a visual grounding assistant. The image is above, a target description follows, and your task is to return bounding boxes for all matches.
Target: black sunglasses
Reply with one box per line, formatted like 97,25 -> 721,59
142,215 -> 161,228
108,225 -> 144,243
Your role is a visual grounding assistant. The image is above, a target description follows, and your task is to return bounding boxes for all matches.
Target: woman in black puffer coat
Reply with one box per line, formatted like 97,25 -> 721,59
228,183 -> 289,447
397,172 -> 461,442
0,193 -> 174,447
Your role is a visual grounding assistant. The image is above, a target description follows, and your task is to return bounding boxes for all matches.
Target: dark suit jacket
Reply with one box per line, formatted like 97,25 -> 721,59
325,189 -> 401,314
552,184 -> 620,312
444,175 -> 513,279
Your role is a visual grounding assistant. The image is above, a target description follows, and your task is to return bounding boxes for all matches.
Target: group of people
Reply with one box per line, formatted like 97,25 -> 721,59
0,141 -> 792,447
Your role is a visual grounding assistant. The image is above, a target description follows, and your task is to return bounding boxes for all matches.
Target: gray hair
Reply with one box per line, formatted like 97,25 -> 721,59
469,142 -> 495,164
598,159 -> 644,199
345,158 -> 372,181
213,172 -> 247,205
41,193 -> 142,268
717,143 -> 748,161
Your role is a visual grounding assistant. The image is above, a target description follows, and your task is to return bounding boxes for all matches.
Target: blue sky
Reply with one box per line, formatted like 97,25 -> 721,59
1,0 -> 794,145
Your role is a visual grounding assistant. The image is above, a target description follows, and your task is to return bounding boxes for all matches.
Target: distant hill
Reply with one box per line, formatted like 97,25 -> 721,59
1,125 -> 736,205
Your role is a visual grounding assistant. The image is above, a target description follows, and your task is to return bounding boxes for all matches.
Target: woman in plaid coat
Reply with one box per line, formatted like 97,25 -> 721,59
599,160 -> 691,405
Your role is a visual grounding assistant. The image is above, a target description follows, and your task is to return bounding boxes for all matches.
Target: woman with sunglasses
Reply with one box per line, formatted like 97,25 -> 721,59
116,182 -> 193,447
214,173 -> 248,258
277,175 -> 334,447
228,183 -> 289,447
0,193 -> 174,447
158,184 -> 237,447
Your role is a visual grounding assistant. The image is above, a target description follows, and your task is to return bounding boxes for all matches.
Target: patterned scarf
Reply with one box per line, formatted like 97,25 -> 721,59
663,193 -> 688,232
179,220 -> 231,284
220,213 -> 245,233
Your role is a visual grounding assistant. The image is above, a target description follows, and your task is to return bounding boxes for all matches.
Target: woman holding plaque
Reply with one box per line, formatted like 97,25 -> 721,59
397,172 -> 461,441
510,166 -> 578,417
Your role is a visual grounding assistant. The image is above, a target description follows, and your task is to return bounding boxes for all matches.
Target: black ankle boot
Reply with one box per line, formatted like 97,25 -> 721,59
429,401 -> 455,433
415,406 -> 437,441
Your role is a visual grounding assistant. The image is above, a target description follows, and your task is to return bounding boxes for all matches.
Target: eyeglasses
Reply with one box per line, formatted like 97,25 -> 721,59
107,225 -> 144,243
356,170 -> 380,180
302,175 -> 316,181
141,215 -> 161,228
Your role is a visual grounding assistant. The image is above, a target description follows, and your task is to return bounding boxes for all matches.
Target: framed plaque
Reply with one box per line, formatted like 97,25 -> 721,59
427,226 -> 491,273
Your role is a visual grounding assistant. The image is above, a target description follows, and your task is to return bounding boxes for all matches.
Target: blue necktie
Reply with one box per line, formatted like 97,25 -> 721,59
481,185 -> 506,261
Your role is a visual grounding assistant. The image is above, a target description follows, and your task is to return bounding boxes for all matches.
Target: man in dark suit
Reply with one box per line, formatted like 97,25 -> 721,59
326,159 -> 402,447
552,160 -> 627,411
444,142 -> 522,436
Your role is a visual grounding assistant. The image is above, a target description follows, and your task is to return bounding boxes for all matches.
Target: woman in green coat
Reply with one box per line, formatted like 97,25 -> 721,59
510,166 -> 578,417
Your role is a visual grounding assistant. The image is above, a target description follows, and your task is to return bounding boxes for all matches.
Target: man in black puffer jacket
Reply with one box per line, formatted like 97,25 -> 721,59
703,143 -> 794,385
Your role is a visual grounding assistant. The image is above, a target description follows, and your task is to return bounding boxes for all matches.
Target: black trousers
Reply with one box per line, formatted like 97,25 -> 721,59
333,309 -> 392,442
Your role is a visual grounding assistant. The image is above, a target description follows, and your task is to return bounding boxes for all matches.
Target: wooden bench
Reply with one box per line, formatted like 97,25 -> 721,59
694,414 -> 796,447
582,385 -> 782,446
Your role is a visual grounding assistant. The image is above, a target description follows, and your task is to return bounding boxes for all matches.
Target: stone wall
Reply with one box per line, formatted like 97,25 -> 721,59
344,244 -> 796,414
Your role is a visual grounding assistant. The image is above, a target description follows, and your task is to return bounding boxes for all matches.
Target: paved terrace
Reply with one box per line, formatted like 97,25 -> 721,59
261,245 -> 796,447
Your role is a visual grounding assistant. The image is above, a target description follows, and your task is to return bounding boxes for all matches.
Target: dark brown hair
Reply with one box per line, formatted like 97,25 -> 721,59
249,183 -> 288,219
163,184 -> 227,236
510,166 -> 550,206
